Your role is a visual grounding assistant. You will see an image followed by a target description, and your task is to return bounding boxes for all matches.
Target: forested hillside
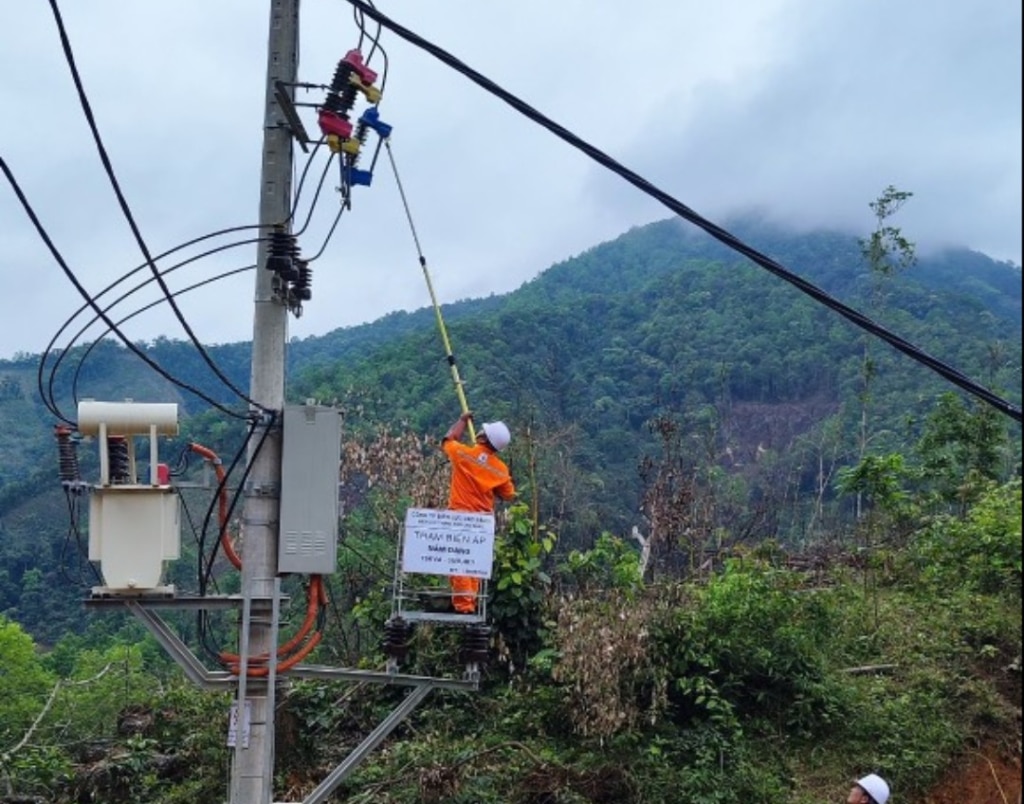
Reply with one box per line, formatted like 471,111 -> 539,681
0,215 -> 1021,802
0,216 -> 1020,642
292,216 -> 1021,544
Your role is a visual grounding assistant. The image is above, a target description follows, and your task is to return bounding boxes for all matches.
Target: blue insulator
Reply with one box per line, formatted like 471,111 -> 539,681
349,168 -> 373,187
359,107 -> 392,138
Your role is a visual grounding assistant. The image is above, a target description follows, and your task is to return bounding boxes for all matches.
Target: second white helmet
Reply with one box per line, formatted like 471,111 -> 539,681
857,774 -> 890,804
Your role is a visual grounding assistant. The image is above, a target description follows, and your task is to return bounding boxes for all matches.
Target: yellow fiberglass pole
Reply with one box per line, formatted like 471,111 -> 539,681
418,256 -> 476,441
386,140 -> 475,441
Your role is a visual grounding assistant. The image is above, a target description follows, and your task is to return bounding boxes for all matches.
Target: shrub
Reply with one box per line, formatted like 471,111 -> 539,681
912,479 -> 1021,597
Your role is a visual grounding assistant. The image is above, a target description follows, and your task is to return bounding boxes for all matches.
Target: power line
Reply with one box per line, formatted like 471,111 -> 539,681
69,265 -> 257,410
45,0 -> 261,412
46,242 -> 261,421
40,134 -> 334,420
341,0 -> 1021,424
0,157 -> 250,421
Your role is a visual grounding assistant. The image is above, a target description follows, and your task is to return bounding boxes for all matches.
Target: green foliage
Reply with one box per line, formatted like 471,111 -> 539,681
1,745 -> 71,801
1,220 -> 1021,640
560,531 -> 642,594
915,392 -> 1011,508
490,503 -> 557,672
0,615 -> 55,743
835,452 -> 912,517
843,672 -> 964,793
333,529 -> 401,664
859,185 -> 917,281
61,645 -> 164,740
0,218 -> 1021,801
911,478 -> 1022,597
625,726 -> 793,803
656,560 -> 846,738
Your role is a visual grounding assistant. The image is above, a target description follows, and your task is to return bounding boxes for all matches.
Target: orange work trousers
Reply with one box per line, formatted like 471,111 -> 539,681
450,575 -> 479,613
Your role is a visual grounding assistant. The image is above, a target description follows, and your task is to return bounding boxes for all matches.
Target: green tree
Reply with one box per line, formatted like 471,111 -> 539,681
855,186 -> 916,517
913,478 -> 1022,597
836,452 -> 913,628
0,616 -> 56,745
915,392 -> 1008,511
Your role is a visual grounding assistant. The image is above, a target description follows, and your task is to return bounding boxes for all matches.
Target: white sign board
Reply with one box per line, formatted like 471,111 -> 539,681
227,699 -> 251,748
402,508 -> 496,579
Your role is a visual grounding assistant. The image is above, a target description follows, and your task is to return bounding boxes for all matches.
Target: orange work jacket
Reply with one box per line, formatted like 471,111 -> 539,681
442,438 -> 515,513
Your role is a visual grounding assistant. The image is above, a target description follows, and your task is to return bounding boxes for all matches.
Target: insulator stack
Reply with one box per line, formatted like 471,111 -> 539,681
382,617 -> 414,661
345,119 -> 370,168
54,424 -> 82,486
322,60 -> 358,117
459,623 -> 491,665
294,260 -> 312,301
107,436 -> 131,484
319,49 -> 381,156
266,226 -> 300,282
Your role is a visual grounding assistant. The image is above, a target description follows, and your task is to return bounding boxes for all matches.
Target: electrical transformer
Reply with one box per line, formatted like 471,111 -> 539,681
79,400 -> 180,595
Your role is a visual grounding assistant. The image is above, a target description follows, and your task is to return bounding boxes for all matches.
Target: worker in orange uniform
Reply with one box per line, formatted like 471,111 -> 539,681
441,410 -> 516,613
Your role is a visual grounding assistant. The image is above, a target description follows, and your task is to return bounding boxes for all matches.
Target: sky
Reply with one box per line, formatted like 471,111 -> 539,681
0,0 -> 1020,361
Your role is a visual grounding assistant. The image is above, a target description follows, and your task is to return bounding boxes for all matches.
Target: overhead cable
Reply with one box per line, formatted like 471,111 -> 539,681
46,240 -> 261,421
341,0 -> 1021,423
42,137 -> 329,417
1,157 -> 248,421
45,0 -> 260,411
70,265 -> 257,408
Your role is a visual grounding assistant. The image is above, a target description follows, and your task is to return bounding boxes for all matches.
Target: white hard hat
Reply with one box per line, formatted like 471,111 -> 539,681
857,774 -> 890,804
481,421 -> 511,451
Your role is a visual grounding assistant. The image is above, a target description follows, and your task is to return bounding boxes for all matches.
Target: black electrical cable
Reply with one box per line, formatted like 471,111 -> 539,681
43,134 -> 321,363
61,257 -> 258,413
293,148 -> 337,238
38,137 -> 323,419
45,0 -> 261,412
49,241 -> 261,421
177,493 -> 209,595
292,136 -> 329,226
196,425 -> 257,597
354,12 -> 366,52
169,443 -> 191,479
59,488 -> 102,588
340,0 -> 1021,424
308,205 -> 347,262
1,158 -> 247,420
40,132 -> 326,420
37,38 -> 335,424
352,0 -> 389,94
190,405 -> 272,667
70,265 -> 257,409
37,228 -> 262,422
200,412 -> 276,595
338,535 -> 393,579
320,575 -> 355,660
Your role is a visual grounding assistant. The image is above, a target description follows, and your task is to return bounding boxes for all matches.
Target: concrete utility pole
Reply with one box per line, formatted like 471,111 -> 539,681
231,1 -> 299,802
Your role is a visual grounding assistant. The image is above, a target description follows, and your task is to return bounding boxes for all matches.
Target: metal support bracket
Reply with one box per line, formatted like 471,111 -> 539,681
300,684 -> 433,804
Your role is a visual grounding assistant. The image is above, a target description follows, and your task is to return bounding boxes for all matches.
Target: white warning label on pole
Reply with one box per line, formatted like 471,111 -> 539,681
227,699 -> 252,748
401,508 -> 496,578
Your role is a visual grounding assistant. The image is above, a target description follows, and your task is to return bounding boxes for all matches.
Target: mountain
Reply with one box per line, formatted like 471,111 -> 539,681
1,215 -> 1020,641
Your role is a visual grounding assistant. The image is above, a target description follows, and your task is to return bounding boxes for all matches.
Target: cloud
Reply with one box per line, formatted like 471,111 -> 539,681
1,0 -> 1019,361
